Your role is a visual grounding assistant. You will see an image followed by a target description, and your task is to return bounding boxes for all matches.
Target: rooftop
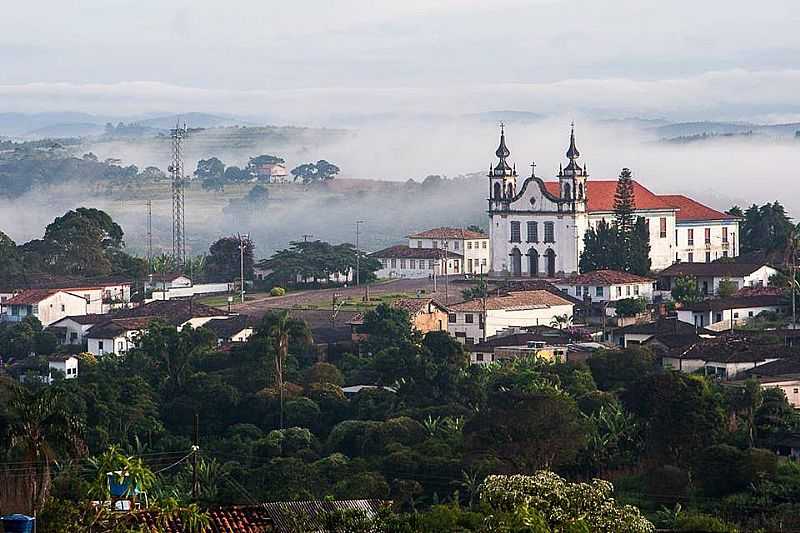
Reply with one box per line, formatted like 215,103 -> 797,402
660,194 -> 737,222
52,313 -> 110,326
471,330 -> 572,352
449,289 -> 574,312
681,294 -> 787,312
113,299 -> 226,326
659,262 -> 773,278
0,273 -> 132,293
617,318 -> 714,336
390,297 -> 447,315
543,179 -> 677,213
742,356 -> 800,379
201,315 -> 253,339
370,244 -> 462,260
559,269 -> 654,286
407,227 -> 488,240
87,317 -> 158,338
4,289 -> 77,305
668,334 -> 800,363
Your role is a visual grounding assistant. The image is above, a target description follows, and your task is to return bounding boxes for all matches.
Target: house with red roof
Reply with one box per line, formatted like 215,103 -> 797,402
486,125 -> 740,277
0,289 -> 91,326
407,227 -> 490,275
553,269 -> 656,303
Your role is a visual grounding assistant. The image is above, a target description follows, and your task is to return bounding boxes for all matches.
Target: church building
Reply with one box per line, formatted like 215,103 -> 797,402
488,125 -> 740,277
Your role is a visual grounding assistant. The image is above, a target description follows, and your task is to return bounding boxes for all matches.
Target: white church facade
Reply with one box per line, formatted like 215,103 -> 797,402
488,126 -> 740,277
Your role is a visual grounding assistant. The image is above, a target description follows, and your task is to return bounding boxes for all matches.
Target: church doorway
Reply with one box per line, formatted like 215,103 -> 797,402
544,249 -> 556,277
510,248 -> 522,277
527,249 -> 539,277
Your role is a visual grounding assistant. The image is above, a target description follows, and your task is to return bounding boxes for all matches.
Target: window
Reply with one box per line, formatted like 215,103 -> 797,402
626,285 -> 631,296
467,259 -> 473,272
476,353 -> 484,362
429,260 -> 435,269
400,259 -> 406,268
467,241 -> 472,249
510,221 -> 521,243
675,229 -> 678,245
715,313 -> 723,323
432,241 -> 438,248
687,229 -> 694,246
722,227 -> 728,243
118,342 -> 124,352
659,217 -> 667,238
482,241 -> 487,249
32,304 -> 38,314
11,306 -> 19,316
417,240 -> 423,248
61,304 -> 65,312
544,222 -> 555,243
705,251 -> 711,263
734,312 -> 739,318
616,286 -> 622,297
688,252 -> 694,262
448,313 -> 457,323
481,258 -> 487,266
748,311 -> 754,317
465,337 -> 474,345
70,332 -> 78,342
454,241 -> 460,250
465,314 -> 474,323
527,221 -> 538,242
453,261 -> 460,272
705,228 -> 711,244
596,286 -> 604,297
391,258 -> 397,268
575,286 -> 582,296
98,341 -> 104,350
634,285 -> 640,296
409,259 -> 415,269
723,251 -> 729,258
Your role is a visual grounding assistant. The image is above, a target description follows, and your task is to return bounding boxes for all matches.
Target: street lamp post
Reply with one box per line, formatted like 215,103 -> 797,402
355,220 -> 365,286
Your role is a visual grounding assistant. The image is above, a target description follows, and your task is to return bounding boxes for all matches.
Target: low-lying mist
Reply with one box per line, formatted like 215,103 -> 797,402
1,116 -> 797,261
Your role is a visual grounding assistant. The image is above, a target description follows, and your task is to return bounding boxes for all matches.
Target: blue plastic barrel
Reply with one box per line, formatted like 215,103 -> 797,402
1,514 -> 35,533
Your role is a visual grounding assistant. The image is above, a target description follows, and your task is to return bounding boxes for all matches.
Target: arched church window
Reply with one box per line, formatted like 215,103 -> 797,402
507,183 -> 514,198
493,182 -> 502,200
563,183 -> 571,199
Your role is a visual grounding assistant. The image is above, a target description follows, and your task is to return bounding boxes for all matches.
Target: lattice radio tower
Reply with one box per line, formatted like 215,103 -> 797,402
168,124 -> 188,266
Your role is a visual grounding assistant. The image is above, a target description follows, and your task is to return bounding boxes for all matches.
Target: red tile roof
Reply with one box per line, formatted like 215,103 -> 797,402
560,269 -> 654,286
659,194 -> 736,222
542,180 -> 677,212
4,289 -> 80,305
449,290 -> 574,311
408,227 -> 487,239
370,244 -> 462,259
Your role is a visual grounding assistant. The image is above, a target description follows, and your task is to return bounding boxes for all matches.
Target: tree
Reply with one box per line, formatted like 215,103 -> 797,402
5,385 -> 85,514
614,168 -> 636,238
223,165 -> 249,182
205,235 -> 254,283
262,240 -> 380,287
291,160 -> 340,184
481,472 -> 654,532
615,297 -> 647,317
671,275 -> 701,304
739,201 -> 795,255
718,278 -> 738,298
464,387 -> 586,472
580,219 -> 620,273
194,157 -> 225,180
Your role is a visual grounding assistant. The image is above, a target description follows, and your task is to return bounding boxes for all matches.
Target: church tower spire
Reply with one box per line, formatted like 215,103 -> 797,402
488,123 -> 518,211
558,122 -> 588,211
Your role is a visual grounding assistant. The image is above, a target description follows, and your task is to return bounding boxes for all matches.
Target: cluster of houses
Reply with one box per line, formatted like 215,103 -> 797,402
0,273 -> 250,383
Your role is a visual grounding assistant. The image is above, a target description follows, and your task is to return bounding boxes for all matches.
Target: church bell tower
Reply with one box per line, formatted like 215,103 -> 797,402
558,123 -> 588,213
488,123 -> 517,213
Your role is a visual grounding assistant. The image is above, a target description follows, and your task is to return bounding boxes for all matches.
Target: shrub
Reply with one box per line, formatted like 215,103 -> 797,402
615,297 -> 647,317
675,513 -> 738,532
270,286 -> 286,296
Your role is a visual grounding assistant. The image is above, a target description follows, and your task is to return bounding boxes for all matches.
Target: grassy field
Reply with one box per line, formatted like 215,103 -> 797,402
197,291 -> 271,308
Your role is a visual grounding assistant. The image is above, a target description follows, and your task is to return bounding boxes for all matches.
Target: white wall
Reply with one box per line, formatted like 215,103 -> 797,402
33,292 -> 92,326
677,304 -> 785,328
448,303 -> 574,342
662,356 -> 706,373
554,282 -> 655,303
674,221 -> 739,263
48,358 -> 78,379
150,283 -> 232,301
375,257 -> 461,279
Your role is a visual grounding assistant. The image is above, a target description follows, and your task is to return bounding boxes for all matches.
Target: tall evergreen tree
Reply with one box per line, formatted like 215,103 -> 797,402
614,168 -> 636,237
579,220 -> 620,273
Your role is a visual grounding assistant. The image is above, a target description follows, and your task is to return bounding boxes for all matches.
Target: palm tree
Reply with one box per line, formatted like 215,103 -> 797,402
5,385 -> 85,514
270,310 -> 291,430
550,313 -> 573,330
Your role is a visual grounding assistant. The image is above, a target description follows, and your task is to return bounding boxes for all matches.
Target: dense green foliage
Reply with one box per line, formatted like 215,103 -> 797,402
730,201 -> 798,256
204,235 -> 255,283
3,304 -> 800,530
579,168 -> 651,275
260,239 -> 381,287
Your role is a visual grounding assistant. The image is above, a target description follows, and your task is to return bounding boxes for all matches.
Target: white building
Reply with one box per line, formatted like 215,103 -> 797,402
371,245 -> 462,279
48,314 -> 109,345
407,227 -> 490,275
659,262 -> 779,297
676,294 -> 787,330
48,355 -> 79,381
447,289 -> 575,344
86,317 -> 152,356
486,125 -> 740,277
553,270 -> 656,303
1,289 -> 92,326
662,336 -> 794,379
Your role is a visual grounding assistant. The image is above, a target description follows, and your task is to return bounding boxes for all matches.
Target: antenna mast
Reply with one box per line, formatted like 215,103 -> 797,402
146,199 -> 153,267
169,124 -> 188,267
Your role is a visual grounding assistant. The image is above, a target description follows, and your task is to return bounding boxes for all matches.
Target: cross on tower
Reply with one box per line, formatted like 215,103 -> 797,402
530,161 -> 536,176
499,121 -> 505,132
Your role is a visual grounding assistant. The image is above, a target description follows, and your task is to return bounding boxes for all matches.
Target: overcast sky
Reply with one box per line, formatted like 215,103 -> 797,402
2,0 -> 800,122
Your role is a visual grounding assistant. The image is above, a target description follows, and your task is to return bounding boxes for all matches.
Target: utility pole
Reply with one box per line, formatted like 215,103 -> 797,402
355,220 -> 365,286
238,233 -> 248,303
191,413 -> 200,500
146,199 -> 153,267
444,239 -> 449,304
480,263 -> 487,341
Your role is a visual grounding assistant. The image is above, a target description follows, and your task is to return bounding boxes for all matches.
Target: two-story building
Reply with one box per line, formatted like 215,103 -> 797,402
1,289 -> 92,326
371,245 -> 462,279
447,289 -> 575,344
554,270 -> 656,303
407,227 -> 490,275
